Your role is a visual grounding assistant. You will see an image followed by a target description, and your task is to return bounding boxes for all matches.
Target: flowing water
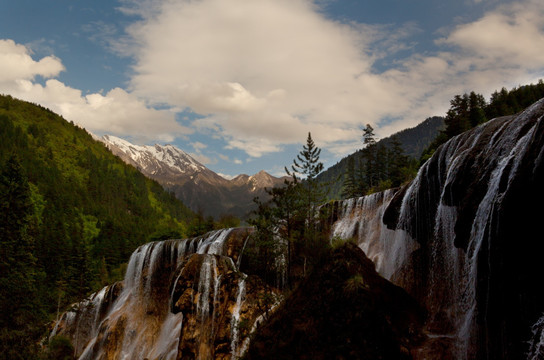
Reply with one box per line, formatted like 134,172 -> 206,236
329,100 -> 544,358
51,228 -> 257,360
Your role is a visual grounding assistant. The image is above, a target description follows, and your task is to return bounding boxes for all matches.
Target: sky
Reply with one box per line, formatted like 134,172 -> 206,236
1,0 -> 543,178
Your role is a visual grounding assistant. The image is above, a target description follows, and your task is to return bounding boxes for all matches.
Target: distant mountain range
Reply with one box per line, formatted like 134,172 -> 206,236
100,135 -> 288,219
101,116 -> 444,217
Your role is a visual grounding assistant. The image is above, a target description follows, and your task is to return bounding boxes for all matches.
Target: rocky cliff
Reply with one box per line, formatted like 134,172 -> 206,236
51,98 -> 544,359
245,242 -> 424,360
326,98 -> 544,358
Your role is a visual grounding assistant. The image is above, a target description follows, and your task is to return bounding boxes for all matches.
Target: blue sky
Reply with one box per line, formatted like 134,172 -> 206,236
1,0 -> 543,178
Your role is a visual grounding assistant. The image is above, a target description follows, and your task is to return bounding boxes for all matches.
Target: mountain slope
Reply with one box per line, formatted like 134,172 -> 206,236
101,135 -> 288,219
0,94 -> 195,308
318,116 -> 444,199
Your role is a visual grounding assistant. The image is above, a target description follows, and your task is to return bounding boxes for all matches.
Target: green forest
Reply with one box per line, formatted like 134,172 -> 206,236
0,95 -> 197,359
421,80 -> 544,162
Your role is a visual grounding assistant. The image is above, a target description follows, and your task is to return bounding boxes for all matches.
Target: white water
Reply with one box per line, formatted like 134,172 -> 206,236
329,102 -> 543,359
230,277 -> 246,359
528,314 -> 544,360
330,189 -> 417,281
54,228 -> 255,360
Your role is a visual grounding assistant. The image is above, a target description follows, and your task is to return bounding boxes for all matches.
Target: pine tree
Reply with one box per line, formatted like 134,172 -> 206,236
468,91 -> 487,127
341,156 -> 359,199
388,135 -> 408,187
249,176 -> 303,289
444,92 -> 486,138
362,124 -> 377,148
268,178 -> 302,288
361,124 -> 378,191
286,132 -> 329,275
0,155 -> 44,358
287,132 -> 327,228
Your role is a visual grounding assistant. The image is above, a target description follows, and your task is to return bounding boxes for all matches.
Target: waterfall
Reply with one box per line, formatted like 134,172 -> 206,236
330,189 -> 417,281
230,277 -> 246,359
329,99 -> 544,358
528,315 -> 544,360
52,227 -> 267,360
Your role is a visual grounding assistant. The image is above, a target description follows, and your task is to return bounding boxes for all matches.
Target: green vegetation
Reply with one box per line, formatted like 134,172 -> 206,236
318,116 -> 443,199
0,95 -> 196,358
247,133 -> 332,290
421,80 -> 544,162
334,124 -> 418,199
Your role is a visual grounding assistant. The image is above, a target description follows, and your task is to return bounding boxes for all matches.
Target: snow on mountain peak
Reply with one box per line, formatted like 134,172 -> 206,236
100,135 -> 205,175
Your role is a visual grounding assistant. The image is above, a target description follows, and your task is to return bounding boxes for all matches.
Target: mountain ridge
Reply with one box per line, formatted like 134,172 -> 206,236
317,116 -> 445,199
100,135 -> 288,219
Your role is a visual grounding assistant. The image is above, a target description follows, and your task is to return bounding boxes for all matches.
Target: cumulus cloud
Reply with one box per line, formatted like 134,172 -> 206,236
117,0 -> 544,157
121,0 -> 385,156
438,0 -> 544,70
0,39 -> 64,82
0,39 -> 191,143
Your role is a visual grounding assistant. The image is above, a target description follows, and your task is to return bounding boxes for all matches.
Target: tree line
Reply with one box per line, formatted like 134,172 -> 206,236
421,80 -> 544,162
341,125 -> 418,199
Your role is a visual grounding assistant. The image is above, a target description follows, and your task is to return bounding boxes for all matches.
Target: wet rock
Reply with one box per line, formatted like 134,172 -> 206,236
245,242 -> 424,360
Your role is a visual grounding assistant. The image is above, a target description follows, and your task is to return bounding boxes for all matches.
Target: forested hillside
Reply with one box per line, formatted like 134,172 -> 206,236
0,95 -> 195,358
318,116 -> 444,199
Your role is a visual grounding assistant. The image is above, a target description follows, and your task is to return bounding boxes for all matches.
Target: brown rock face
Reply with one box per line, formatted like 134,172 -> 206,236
171,254 -> 275,359
245,242 -> 424,360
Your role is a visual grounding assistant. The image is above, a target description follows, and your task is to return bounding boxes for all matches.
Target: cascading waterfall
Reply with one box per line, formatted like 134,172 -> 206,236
329,99 -> 544,358
230,277 -> 246,359
330,189 -> 418,281
51,227 -> 266,360
195,254 -> 221,360
528,315 -> 544,360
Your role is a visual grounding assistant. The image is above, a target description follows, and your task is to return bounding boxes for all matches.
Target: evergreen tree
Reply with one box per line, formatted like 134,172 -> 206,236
375,143 -> 388,185
444,94 -> 470,137
247,197 -> 282,287
286,132 -> 327,230
388,135 -> 408,187
286,132 -> 329,275
362,124 -> 377,148
361,124 -> 378,191
341,157 -> 359,199
0,155 -> 44,358
444,92 -> 486,138
468,91 -> 487,127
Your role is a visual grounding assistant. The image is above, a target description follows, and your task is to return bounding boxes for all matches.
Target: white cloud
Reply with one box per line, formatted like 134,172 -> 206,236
0,39 -> 191,143
191,141 -> 207,151
438,0 -> 544,70
4,0 -> 544,161
217,172 -> 235,180
121,0 -> 385,155
119,0 -> 544,158
189,152 -> 216,165
0,39 -> 64,82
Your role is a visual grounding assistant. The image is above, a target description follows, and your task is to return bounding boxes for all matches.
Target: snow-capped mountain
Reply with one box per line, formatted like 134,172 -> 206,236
100,135 -> 287,219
